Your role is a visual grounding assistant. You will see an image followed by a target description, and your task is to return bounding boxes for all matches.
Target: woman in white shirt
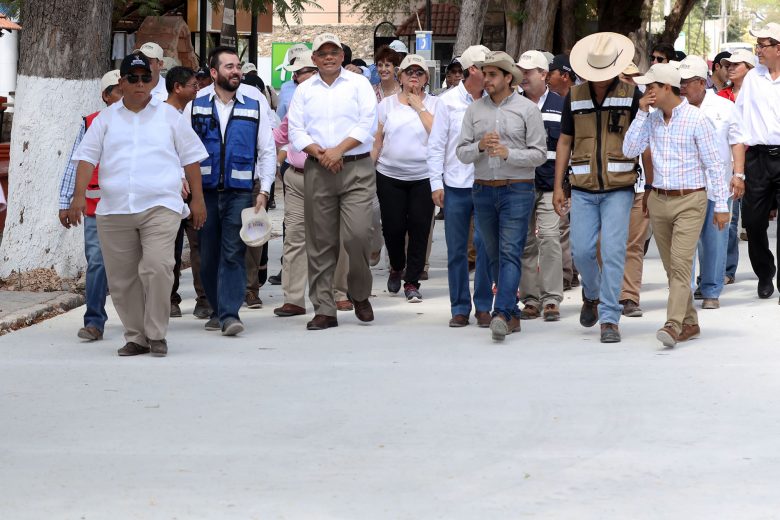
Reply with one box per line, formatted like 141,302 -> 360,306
372,54 -> 439,303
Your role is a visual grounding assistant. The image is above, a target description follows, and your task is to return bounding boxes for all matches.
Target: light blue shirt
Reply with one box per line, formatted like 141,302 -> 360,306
276,80 -> 297,120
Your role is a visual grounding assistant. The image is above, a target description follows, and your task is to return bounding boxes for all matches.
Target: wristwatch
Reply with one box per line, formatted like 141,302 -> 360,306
733,173 -> 746,180
418,107 -> 428,114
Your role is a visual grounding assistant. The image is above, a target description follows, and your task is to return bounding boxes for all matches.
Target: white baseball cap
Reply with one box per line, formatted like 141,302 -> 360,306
241,62 -> 257,74
517,50 -> 549,71
288,43 -> 310,60
239,207 -> 272,247
389,40 -> 409,54
678,56 -> 709,80
721,49 -> 756,68
459,45 -> 491,69
284,51 -> 316,72
749,22 -> 780,42
312,33 -> 342,51
633,63 -> 681,88
133,42 -> 164,61
100,70 -> 121,91
399,54 -> 427,71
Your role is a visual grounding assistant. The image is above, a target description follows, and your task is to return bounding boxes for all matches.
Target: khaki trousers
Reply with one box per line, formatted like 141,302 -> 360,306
560,213 -> 579,285
245,182 -> 267,293
282,169 -> 308,308
304,156 -> 375,316
621,192 -> 651,304
647,190 -> 707,334
97,206 -> 180,345
520,191 -> 563,306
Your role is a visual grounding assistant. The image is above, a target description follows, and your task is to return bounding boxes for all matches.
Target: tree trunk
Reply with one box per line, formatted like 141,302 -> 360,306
504,0 -> 521,60
518,0 -> 560,56
659,0 -> 698,44
0,1 -> 113,278
559,0 -> 577,53
631,0 -> 655,72
453,0 -> 490,55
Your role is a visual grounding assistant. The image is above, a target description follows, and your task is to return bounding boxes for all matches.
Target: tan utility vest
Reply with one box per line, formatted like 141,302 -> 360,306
569,81 -> 639,192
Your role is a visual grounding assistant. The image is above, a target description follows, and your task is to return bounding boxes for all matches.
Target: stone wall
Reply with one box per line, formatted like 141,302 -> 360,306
258,25 -> 376,61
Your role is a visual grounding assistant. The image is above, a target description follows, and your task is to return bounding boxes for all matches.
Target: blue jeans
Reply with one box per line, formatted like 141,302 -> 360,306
83,216 -> 108,331
725,197 -> 740,279
695,198 -> 731,298
472,182 -> 535,321
570,189 -> 634,325
199,190 -> 253,324
444,185 -> 493,317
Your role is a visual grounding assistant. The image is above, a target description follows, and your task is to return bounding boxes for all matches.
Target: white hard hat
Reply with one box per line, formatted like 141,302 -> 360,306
239,207 -> 272,247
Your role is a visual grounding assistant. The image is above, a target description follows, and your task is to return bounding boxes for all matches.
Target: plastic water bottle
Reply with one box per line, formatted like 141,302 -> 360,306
488,112 -> 502,170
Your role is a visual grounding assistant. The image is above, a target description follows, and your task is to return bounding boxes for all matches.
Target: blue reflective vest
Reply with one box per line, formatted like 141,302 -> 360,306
191,95 -> 260,191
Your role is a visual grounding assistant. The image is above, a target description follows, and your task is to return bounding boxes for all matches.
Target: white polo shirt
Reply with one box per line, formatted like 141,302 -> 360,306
699,90 -> 739,200
73,96 -> 208,216
151,75 -> 168,101
733,64 -> 780,145
287,68 -> 377,155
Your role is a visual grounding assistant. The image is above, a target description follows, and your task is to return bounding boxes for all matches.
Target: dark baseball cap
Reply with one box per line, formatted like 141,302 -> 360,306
446,57 -> 463,70
120,53 -> 152,76
550,54 -> 576,78
195,66 -> 210,78
712,51 -> 731,71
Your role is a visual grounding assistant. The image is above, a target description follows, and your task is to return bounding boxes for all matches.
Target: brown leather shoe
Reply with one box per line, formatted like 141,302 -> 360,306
490,315 -> 521,341
701,298 -> 719,309
678,323 -> 701,342
117,342 -> 150,356
520,304 -> 540,320
306,314 -> 338,330
475,311 -> 492,328
543,303 -> 560,322
656,323 -> 679,347
336,300 -> 354,312
77,326 -> 103,341
352,298 -> 374,322
449,314 -> 469,327
274,303 -> 306,317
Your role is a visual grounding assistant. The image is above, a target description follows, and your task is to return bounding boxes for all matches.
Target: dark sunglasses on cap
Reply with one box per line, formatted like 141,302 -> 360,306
126,73 -> 153,84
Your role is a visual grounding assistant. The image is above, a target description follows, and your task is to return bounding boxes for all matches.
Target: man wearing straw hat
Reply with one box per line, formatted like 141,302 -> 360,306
456,51 -> 547,341
552,32 -> 643,344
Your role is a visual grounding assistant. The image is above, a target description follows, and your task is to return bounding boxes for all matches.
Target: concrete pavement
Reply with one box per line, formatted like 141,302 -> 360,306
2,222 -> 780,519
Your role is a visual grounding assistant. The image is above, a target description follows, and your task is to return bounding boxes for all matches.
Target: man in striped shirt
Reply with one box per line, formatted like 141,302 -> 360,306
624,63 -> 729,348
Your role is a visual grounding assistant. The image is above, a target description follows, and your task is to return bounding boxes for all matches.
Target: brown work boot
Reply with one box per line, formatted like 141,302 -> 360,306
274,303 -> 306,317
475,311 -> 492,328
245,291 -> 263,309
352,298 -> 374,322
701,298 -> 719,309
77,326 -> 103,341
543,303 -> 561,322
656,323 -> 679,347
519,304 -> 540,320
600,323 -> 621,343
678,323 -> 701,342
117,342 -> 150,356
449,314 -> 469,327
489,314 -> 521,341
306,314 -> 338,330
620,299 -> 643,317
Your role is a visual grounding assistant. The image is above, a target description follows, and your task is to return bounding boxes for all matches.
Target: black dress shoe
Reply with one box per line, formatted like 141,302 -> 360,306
268,272 -> 282,285
758,277 -> 774,299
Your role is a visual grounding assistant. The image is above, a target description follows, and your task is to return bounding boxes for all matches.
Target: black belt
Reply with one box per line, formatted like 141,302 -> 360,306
751,145 -> 780,156
309,152 -> 370,164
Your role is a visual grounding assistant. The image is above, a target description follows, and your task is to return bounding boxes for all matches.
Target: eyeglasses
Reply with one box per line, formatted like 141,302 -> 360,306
294,68 -> 317,77
755,42 -> 778,50
649,55 -> 667,63
126,73 -> 152,84
184,81 -> 199,90
403,69 -> 426,77
315,50 -> 342,58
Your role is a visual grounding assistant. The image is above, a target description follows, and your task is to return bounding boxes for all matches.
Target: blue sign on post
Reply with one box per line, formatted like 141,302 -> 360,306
415,30 -> 433,60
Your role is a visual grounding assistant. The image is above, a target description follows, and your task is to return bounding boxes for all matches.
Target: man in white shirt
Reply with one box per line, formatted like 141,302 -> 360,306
733,22 -> 780,301
428,45 -> 493,328
134,42 -> 168,101
288,33 -> 378,330
68,53 -> 208,357
189,46 -> 276,336
678,56 -> 743,310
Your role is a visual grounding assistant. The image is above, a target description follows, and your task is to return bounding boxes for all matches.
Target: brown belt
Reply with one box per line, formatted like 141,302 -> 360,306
309,152 -> 370,164
292,166 -> 305,174
651,187 -> 705,196
474,179 -> 534,187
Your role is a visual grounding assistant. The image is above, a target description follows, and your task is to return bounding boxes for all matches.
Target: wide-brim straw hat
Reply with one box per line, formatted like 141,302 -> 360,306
481,51 -> 523,85
570,32 -> 636,82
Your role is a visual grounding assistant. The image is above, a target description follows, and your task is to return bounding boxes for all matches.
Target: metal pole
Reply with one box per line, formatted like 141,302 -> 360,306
199,0 -> 208,65
426,0 -> 431,31
249,5 -> 258,66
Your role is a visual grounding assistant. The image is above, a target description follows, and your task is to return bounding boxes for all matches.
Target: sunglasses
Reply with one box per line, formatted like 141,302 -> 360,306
649,55 -> 667,63
126,73 -> 152,84
404,69 -> 426,77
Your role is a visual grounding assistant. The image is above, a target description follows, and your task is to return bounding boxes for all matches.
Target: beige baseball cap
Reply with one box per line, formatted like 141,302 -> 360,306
459,45 -> 491,69
517,50 -> 549,71
633,63 -> 681,88
678,56 -> 709,80
399,54 -> 427,71
284,51 -> 316,72
241,62 -> 257,74
133,42 -> 164,61
721,49 -> 756,68
312,33 -> 342,51
100,70 -> 121,91
287,43 -> 310,61
622,62 -> 640,76
749,22 -> 780,42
